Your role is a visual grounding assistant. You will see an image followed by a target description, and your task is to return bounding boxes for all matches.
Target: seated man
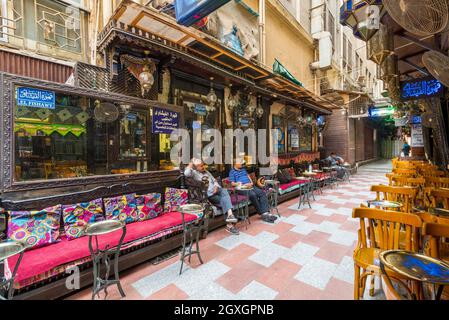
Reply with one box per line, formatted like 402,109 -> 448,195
326,152 -> 346,179
229,159 -> 277,223
184,158 -> 239,235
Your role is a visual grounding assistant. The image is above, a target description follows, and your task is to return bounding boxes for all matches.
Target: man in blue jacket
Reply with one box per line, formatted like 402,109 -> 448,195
229,159 -> 277,223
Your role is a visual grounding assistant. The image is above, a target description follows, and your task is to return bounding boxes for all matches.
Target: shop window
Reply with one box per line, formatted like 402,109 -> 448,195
13,85 -> 152,182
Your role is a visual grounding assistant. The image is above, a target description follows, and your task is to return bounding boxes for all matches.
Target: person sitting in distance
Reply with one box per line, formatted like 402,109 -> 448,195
326,152 -> 346,179
184,158 -> 239,235
229,158 -> 277,223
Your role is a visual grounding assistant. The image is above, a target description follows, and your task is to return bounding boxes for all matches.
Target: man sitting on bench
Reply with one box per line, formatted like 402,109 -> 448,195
326,152 -> 346,179
229,159 -> 277,223
185,158 -> 240,235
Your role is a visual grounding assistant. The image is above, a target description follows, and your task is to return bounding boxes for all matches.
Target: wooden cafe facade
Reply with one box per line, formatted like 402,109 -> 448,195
0,1 -> 332,299
0,0 -> 334,201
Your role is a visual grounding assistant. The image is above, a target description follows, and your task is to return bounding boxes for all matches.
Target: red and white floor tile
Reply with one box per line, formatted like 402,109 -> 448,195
67,171 -> 388,300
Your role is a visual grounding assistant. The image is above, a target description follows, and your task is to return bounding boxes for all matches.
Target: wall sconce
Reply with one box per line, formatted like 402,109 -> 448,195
44,20 -> 55,40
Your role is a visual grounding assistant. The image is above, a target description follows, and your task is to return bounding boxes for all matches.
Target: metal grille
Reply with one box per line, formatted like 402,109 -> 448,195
74,62 -> 110,92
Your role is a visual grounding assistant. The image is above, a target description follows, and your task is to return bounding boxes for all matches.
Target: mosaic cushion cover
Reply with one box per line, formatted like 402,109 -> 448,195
104,193 -> 138,224
135,193 -> 163,221
7,205 -> 62,250
163,188 -> 188,212
62,198 -> 105,240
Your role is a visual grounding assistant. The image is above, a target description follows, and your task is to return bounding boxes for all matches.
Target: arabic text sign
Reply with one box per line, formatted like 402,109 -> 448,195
401,78 -> 443,101
17,87 -> 56,109
152,107 -> 179,134
411,124 -> 424,147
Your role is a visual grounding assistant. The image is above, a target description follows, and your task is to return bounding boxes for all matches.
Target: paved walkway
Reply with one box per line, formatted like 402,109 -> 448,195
67,169 -> 388,300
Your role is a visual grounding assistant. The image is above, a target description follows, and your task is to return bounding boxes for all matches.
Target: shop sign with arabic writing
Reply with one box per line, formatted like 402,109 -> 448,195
401,78 -> 443,101
16,87 -> 56,109
152,107 -> 179,134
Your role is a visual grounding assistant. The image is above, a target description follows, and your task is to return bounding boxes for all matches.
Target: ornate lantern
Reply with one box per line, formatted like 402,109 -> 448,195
367,23 -> 394,65
380,54 -> 399,82
340,0 -> 385,42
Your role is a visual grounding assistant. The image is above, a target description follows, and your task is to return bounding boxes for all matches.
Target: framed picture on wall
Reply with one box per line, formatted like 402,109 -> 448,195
300,125 -> 313,152
272,115 -> 285,153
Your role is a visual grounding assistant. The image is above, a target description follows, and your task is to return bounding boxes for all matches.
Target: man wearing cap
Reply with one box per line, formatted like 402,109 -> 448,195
185,158 -> 240,235
229,159 -> 277,223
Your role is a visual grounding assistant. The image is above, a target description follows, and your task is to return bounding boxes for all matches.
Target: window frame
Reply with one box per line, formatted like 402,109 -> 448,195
0,0 -> 8,43
1,73 -> 184,192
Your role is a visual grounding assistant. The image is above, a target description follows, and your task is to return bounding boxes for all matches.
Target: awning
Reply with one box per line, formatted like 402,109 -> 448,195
273,59 -> 303,87
97,0 -> 334,114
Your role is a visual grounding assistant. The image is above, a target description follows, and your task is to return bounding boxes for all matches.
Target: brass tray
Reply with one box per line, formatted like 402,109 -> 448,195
429,207 -> 449,218
380,250 -> 449,285
236,185 -> 253,191
0,241 -> 25,260
180,204 -> 204,215
85,220 -> 125,236
367,200 -> 403,209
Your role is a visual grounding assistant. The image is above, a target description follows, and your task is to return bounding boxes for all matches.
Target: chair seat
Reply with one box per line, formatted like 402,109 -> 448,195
353,247 -> 383,272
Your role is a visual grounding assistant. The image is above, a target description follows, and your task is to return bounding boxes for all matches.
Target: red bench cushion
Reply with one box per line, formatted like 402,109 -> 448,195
279,179 -> 306,191
7,211 -> 198,285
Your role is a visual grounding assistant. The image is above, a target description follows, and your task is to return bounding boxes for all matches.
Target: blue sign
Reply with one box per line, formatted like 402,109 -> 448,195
174,0 -> 231,26
411,115 -> 422,124
194,104 -> 207,116
16,87 -> 55,109
369,106 -> 395,118
317,115 -> 325,126
401,78 -> 443,101
152,107 -> 179,134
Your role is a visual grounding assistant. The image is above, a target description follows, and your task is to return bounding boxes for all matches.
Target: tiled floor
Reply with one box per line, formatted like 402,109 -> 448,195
67,169 -> 389,300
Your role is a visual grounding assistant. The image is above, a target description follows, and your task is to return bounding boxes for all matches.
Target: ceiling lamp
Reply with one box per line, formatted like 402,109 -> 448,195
255,96 -> 264,118
340,0 -> 385,42
138,65 -> 155,96
227,85 -> 238,112
207,77 -> 218,110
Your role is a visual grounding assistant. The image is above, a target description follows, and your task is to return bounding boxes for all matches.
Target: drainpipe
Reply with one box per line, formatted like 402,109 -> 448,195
259,0 -> 266,65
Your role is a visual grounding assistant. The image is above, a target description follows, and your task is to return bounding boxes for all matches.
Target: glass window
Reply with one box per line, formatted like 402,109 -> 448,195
14,85 -> 153,182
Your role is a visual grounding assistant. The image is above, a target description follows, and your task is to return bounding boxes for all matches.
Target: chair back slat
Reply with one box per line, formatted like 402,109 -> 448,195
430,189 -> 449,209
370,185 -> 417,213
353,208 -> 422,252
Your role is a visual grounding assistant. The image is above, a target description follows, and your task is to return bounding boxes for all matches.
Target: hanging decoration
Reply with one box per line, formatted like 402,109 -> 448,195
367,23 -> 394,65
340,0 -> 385,42
206,77 -> 218,113
120,52 -> 156,97
57,109 -> 73,122
35,108 -> 53,120
14,122 -> 86,137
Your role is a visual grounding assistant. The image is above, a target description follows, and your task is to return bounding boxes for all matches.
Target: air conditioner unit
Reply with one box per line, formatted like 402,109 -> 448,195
310,31 -> 332,70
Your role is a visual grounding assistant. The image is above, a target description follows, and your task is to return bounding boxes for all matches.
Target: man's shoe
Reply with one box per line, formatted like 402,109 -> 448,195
226,214 -> 238,223
261,214 -> 275,223
226,225 -> 240,235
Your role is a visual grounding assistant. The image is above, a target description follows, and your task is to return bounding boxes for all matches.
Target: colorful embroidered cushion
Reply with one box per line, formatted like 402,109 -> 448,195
163,188 -> 188,212
135,193 -> 163,221
7,205 -> 62,250
104,193 -> 138,224
62,198 -> 104,240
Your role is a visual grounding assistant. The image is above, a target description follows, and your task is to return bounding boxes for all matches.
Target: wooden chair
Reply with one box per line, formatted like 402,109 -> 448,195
422,223 -> 449,300
395,161 -> 417,169
392,168 -> 418,177
370,185 -> 418,213
352,208 -> 423,300
391,176 -> 425,188
429,189 -> 449,210
425,177 -> 449,189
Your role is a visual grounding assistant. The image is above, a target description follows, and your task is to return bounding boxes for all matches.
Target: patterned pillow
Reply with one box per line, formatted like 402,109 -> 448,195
287,167 -> 296,178
104,193 -> 138,224
163,188 -> 188,212
62,198 -> 104,240
7,205 -> 62,250
135,193 -> 163,221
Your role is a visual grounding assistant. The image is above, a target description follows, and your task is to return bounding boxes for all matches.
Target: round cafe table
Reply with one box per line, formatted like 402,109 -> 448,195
380,250 -> 449,300
85,220 -> 126,300
429,207 -> 449,218
367,200 -> 403,210
0,241 -> 25,300
179,204 -> 205,275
